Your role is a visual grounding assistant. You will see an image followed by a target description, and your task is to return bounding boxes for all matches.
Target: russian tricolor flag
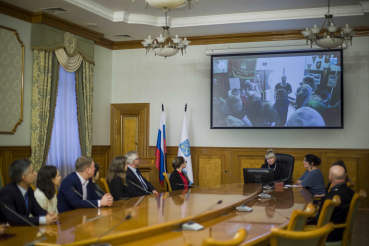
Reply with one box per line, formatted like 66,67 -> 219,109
155,106 -> 166,186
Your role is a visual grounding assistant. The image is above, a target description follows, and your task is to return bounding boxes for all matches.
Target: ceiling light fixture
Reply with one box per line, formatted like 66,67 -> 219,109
141,8 -> 191,58
301,0 -> 356,49
132,0 -> 199,9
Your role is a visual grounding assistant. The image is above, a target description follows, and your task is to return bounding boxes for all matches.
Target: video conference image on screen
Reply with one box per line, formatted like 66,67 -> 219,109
211,50 -> 343,129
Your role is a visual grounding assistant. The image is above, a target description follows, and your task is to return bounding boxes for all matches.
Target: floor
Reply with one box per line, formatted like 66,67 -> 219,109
352,209 -> 369,245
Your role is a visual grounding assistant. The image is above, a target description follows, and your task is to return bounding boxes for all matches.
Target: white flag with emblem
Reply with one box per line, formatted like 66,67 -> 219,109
177,110 -> 193,184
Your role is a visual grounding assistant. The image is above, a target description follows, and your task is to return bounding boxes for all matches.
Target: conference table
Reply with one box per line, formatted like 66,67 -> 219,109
3,184 -> 312,246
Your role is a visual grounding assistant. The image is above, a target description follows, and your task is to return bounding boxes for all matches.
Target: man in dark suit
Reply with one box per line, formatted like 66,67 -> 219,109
307,165 -> 355,242
0,159 -> 58,226
125,151 -> 158,197
57,156 -> 113,213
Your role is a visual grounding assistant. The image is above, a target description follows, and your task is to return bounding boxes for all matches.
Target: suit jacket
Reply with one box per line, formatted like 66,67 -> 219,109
261,163 -> 287,182
169,170 -> 191,191
126,168 -> 155,198
308,183 -> 355,242
57,172 -> 102,213
109,176 -> 129,201
0,183 -> 47,226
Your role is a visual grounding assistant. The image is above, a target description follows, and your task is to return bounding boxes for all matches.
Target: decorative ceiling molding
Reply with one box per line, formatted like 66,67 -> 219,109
1,1 -> 369,51
65,0 -> 365,28
361,2 -> 369,12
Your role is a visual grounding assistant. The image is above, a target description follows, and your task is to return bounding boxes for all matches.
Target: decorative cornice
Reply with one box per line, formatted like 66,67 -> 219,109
65,0 -> 365,28
113,28 -> 369,50
0,1 -> 33,22
1,1 -> 369,51
361,1 -> 369,12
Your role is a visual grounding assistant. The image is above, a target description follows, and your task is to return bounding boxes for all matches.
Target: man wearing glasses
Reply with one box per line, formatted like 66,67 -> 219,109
125,151 -> 158,197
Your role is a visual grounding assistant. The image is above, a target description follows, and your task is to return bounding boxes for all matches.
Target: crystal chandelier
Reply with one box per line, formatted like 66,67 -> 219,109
301,0 -> 356,49
141,8 -> 191,58
132,0 -> 199,9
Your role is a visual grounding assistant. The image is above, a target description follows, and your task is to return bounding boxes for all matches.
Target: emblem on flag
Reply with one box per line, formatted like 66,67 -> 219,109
180,139 -> 191,157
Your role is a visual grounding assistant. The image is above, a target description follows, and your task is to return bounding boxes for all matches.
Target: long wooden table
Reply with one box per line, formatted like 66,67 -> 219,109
3,184 -> 312,246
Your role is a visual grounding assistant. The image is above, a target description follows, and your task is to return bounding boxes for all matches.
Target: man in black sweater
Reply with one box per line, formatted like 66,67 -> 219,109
308,165 -> 355,242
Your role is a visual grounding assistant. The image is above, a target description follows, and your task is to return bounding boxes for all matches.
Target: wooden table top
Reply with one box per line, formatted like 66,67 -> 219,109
3,184 -> 312,246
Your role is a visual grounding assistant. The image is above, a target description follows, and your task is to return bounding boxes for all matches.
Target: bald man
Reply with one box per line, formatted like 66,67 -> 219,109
307,165 -> 355,242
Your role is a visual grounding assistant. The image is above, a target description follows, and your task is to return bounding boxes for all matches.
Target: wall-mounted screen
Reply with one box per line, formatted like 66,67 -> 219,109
211,50 -> 343,129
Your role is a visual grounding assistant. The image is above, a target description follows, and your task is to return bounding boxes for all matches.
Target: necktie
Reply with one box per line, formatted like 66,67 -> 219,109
24,192 -> 29,211
136,169 -> 148,190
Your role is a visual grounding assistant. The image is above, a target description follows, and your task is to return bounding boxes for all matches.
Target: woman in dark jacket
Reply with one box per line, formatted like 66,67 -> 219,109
261,149 -> 287,182
107,156 -> 129,200
169,157 -> 191,191
273,89 -> 289,126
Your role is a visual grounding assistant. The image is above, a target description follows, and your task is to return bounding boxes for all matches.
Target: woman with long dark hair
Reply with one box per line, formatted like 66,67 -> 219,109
35,165 -> 61,213
92,162 -> 105,197
296,154 -> 325,197
169,156 -> 191,191
107,156 -> 129,200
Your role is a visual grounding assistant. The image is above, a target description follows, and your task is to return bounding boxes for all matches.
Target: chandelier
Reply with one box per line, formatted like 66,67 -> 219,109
132,0 -> 199,9
141,8 -> 191,58
301,0 -> 356,49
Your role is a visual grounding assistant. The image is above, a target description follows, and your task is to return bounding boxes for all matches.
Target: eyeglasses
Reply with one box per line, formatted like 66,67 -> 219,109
303,159 -> 307,162
134,158 -> 140,161
184,161 -> 187,164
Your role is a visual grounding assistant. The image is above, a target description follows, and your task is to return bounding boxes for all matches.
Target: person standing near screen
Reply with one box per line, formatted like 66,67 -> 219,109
296,154 -> 325,197
261,149 -> 287,181
274,75 -> 292,99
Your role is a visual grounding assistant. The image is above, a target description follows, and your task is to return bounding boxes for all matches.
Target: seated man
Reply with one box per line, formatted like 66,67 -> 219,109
307,165 -> 355,242
57,156 -> 113,213
125,151 -> 158,197
0,159 -> 58,226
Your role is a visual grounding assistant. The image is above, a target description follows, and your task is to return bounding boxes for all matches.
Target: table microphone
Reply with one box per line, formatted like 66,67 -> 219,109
0,202 -> 47,246
225,170 -> 242,183
90,213 -> 132,246
71,187 -> 104,222
177,184 -> 203,190
181,200 -> 222,231
129,181 -> 153,195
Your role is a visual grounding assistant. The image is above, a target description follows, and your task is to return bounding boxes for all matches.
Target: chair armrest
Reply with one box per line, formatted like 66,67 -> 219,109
332,223 -> 347,229
303,225 -> 317,231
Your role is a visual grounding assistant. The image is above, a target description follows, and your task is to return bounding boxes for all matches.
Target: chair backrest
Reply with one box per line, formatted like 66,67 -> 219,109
0,168 -> 4,189
287,204 -> 315,231
202,228 -> 246,246
265,153 -> 294,184
341,190 -> 367,245
163,173 -> 172,192
316,195 -> 341,228
270,223 -> 334,246
100,178 -> 110,193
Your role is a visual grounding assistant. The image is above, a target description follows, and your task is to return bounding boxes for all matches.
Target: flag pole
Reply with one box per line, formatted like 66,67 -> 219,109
162,104 -> 168,190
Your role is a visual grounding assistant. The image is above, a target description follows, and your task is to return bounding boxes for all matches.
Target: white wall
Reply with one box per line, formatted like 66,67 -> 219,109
0,14 -> 33,146
92,45 -> 112,145
111,38 -> 369,149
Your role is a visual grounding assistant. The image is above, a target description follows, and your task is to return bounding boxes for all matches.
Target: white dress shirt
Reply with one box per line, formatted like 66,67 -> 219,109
17,185 -> 46,225
76,172 -> 101,207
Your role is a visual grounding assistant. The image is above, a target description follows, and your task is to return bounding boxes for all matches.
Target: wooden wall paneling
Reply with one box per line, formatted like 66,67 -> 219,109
0,146 -> 31,185
91,146 -> 111,191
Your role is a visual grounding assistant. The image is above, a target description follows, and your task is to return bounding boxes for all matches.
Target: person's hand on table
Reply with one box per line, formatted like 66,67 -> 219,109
0,224 -> 9,235
45,213 -> 58,224
152,190 -> 158,195
101,193 -> 113,207
314,194 -> 325,198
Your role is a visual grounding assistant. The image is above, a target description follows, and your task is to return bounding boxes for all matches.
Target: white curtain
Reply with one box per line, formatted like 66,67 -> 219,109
46,65 -> 82,178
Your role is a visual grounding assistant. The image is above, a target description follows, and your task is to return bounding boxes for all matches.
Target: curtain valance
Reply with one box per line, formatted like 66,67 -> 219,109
31,24 -> 95,64
55,48 -> 83,72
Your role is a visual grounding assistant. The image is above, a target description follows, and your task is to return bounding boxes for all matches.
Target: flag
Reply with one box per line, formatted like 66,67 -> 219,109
155,108 -> 166,186
177,108 -> 193,184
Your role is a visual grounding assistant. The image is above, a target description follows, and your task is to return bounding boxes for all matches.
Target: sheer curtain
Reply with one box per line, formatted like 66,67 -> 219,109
46,65 -> 82,178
